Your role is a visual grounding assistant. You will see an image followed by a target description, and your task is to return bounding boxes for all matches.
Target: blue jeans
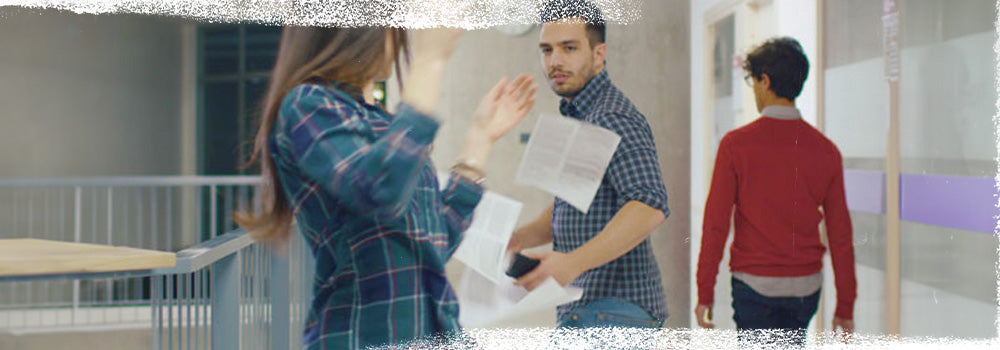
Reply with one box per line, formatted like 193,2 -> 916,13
731,277 -> 820,348
551,298 -> 662,349
557,298 -> 663,328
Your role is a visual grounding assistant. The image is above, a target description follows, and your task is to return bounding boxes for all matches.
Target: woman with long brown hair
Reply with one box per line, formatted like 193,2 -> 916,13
234,26 -> 536,349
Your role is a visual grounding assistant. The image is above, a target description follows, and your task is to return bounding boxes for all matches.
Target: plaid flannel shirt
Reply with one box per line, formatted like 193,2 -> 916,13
270,83 -> 483,349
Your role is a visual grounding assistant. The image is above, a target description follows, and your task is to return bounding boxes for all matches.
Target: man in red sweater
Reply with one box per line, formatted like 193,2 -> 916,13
694,37 -> 856,347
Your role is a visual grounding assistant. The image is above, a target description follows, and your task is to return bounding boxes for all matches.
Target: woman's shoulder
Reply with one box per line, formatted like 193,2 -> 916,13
274,82 -> 386,142
275,83 -> 379,133
281,83 -> 364,113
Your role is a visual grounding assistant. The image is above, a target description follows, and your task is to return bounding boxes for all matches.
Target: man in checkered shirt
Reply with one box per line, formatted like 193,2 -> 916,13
508,0 -> 670,328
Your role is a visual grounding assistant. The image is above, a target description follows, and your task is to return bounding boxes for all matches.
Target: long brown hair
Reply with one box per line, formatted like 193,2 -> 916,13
234,26 -> 409,244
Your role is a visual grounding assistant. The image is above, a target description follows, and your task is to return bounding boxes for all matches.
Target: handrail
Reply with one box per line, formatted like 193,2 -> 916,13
0,177 -> 299,346
0,230 -> 257,282
0,175 -> 260,188
0,268 -> 157,283
152,229 -> 255,275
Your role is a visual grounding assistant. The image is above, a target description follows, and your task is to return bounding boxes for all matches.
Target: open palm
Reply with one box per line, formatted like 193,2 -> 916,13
473,74 -> 537,142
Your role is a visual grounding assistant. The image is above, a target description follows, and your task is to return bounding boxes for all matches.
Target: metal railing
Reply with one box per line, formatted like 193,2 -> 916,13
0,176 -> 257,330
150,228 -> 313,350
0,176 -> 313,349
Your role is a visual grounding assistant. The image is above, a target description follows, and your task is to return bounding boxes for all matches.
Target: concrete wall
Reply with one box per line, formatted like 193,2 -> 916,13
424,0 -> 691,328
0,8 -> 186,177
0,15 -> 194,343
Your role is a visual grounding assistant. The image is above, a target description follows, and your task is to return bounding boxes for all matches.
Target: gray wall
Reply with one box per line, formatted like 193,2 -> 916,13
428,0 -> 691,328
0,8 -> 185,177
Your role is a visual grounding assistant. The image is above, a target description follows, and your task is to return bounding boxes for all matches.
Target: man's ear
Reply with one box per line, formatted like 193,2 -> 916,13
760,73 -> 772,90
594,42 -> 608,71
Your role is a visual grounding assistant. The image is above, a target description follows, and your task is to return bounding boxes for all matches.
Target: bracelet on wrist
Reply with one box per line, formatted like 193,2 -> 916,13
451,159 -> 486,184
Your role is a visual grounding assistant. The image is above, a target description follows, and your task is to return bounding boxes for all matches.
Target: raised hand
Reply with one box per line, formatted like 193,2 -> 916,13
407,28 -> 466,64
401,28 -> 467,115
472,74 -> 537,142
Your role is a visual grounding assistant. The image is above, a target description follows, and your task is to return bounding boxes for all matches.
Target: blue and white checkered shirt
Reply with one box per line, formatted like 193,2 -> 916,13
552,70 -> 670,321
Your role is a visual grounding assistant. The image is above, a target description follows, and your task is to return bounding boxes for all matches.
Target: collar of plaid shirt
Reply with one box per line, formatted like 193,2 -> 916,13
559,69 -> 611,119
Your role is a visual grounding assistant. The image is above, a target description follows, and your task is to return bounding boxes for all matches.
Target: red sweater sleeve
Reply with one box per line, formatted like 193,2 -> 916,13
824,149 -> 857,320
697,135 -> 737,306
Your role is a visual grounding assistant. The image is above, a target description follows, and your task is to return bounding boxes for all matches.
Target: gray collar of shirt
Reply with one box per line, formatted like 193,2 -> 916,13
760,105 -> 802,120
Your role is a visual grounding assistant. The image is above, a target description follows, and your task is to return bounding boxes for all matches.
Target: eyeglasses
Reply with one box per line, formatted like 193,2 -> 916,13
743,74 -> 754,87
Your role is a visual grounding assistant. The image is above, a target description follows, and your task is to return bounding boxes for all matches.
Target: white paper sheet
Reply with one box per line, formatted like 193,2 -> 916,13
452,191 -> 523,284
515,114 -> 621,213
456,267 -> 583,328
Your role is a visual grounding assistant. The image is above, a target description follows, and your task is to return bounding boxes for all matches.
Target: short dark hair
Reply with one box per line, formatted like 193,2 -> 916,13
540,0 -> 606,47
743,37 -> 809,101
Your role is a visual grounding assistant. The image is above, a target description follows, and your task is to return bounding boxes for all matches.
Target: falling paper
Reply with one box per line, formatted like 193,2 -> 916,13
452,191 -> 523,284
515,114 -> 621,213
455,265 -> 583,328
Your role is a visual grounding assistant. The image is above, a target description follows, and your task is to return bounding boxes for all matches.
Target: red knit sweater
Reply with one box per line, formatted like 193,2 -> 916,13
696,116 -> 857,320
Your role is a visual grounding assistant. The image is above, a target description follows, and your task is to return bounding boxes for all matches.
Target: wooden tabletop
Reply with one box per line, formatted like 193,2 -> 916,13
0,239 -> 176,277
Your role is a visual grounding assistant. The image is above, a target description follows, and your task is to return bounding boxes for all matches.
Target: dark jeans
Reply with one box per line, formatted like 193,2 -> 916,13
731,277 -> 820,348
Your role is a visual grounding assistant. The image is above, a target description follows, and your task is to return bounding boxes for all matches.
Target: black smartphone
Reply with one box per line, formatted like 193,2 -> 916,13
505,252 -> 540,278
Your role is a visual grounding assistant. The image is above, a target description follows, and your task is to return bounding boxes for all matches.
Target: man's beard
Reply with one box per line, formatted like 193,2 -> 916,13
549,60 -> 595,98
550,69 -> 593,98
554,86 -> 580,98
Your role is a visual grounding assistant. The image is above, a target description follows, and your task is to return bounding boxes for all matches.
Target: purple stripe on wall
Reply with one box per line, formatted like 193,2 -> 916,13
844,169 -> 885,214
900,173 -> 999,234
842,170 -> 998,234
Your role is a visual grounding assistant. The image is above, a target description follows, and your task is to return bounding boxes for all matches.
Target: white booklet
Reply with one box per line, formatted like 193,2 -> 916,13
514,114 -> 621,213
